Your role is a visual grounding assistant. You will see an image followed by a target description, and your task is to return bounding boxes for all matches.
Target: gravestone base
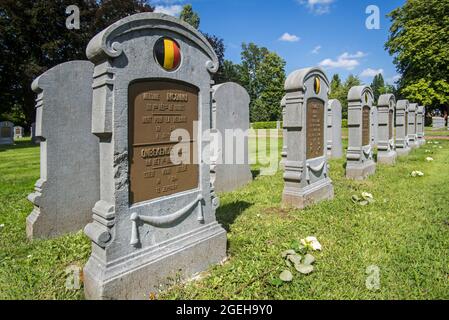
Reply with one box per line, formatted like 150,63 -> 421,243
396,147 -> 411,157
282,178 -> 334,210
410,141 -> 419,149
346,160 -> 376,180
377,151 -> 397,165
84,223 -> 227,300
417,138 -> 426,146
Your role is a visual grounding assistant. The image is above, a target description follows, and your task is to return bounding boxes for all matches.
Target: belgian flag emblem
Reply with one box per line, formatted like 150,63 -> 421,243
314,76 -> 321,94
154,37 -> 181,71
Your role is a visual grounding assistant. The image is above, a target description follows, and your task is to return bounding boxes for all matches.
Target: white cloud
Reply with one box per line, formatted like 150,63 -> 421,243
360,68 -> 384,78
279,33 -> 300,42
319,51 -> 367,70
311,45 -> 322,54
386,74 -> 401,84
298,0 -> 336,15
154,5 -> 183,16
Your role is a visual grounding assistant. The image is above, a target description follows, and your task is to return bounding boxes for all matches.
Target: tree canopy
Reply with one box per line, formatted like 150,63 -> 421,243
385,0 -> 449,111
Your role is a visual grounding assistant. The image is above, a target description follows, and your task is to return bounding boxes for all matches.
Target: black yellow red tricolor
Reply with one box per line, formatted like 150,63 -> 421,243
154,38 -> 181,71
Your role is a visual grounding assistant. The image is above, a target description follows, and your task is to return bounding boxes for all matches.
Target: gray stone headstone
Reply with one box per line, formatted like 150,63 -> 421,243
26,61 -> 100,240
280,95 -> 287,169
416,106 -> 426,145
408,103 -> 419,149
377,94 -> 397,165
13,126 -> 24,139
83,13 -> 227,300
0,121 -> 14,145
432,117 -> 445,130
211,82 -> 252,193
326,99 -> 343,159
370,106 -> 378,147
30,122 -> 39,144
282,67 -> 334,209
395,100 -> 411,156
346,85 -> 376,180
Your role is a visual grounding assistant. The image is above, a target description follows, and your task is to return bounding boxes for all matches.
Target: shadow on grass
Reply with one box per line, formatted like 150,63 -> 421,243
0,140 -> 38,152
216,200 -> 253,232
251,169 -> 261,180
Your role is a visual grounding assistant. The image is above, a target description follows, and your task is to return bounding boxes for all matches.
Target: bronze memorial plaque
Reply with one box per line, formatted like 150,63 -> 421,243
389,110 -> 394,140
129,81 -> 199,204
362,106 -> 370,146
1,127 -> 11,138
306,98 -> 325,159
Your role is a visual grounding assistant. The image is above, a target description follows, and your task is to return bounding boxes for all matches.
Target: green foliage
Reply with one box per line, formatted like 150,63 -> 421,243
179,4 -> 200,29
329,74 -> 362,119
251,121 -> 280,130
385,0 -> 449,110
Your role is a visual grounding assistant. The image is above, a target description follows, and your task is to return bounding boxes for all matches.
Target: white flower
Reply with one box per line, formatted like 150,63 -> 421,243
411,171 -> 424,177
27,255 -> 32,259
426,157 -> 434,162
301,236 -> 322,251
362,192 -> 373,199
0,224 -> 4,228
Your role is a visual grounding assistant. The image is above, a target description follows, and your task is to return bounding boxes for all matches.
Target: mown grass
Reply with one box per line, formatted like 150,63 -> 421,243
0,138 -> 448,300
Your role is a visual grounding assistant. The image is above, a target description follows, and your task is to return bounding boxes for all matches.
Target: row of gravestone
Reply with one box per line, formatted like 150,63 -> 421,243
278,68 -> 426,209
22,13 -> 427,300
0,123 -> 38,144
431,116 -> 448,130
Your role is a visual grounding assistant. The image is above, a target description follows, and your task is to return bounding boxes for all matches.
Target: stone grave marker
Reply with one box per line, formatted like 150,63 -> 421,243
280,95 -> 287,169
26,61 -> 100,240
326,99 -> 343,159
371,106 -> 378,147
82,13 -> 227,300
345,85 -> 376,180
416,106 -> 426,145
408,103 -> 419,149
0,121 -> 14,145
377,94 -> 397,165
13,126 -> 24,139
432,116 -> 445,130
395,100 -> 411,156
210,82 -> 252,193
282,67 -> 334,209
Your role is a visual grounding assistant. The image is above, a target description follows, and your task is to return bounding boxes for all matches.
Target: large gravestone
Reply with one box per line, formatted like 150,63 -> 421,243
395,100 -> 411,156
26,61 -> 100,240
326,99 -> 343,159
280,95 -> 287,169
0,121 -> 14,145
210,82 -> 252,193
370,106 -> 378,147
377,94 -> 397,165
432,117 -> 445,130
408,103 -> 419,149
416,106 -> 426,145
282,67 -> 334,209
346,85 -> 376,180
30,122 -> 39,144
83,13 -> 227,300
14,126 -> 24,140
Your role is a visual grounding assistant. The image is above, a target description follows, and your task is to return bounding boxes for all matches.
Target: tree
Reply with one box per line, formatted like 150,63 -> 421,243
385,0 -> 449,112
329,74 -> 361,119
218,60 -> 241,84
0,0 -> 153,127
371,73 -> 385,104
179,4 -> 200,29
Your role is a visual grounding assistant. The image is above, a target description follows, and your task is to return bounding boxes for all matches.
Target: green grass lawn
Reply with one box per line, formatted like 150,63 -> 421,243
1,138 -> 448,300
425,127 -> 449,137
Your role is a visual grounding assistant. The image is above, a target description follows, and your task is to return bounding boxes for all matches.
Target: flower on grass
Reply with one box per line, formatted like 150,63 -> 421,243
426,157 -> 434,162
411,171 -> 424,177
300,236 -> 322,251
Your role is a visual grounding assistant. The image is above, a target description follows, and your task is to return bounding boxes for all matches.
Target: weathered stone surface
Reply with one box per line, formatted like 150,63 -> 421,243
416,106 -> 426,145
326,99 -> 343,159
13,126 -> 24,139
26,61 -> 99,240
408,103 -> 419,149
83,13 -> 227,300
0,121 -> 14,145
371,106 -> 378,147
211,82 -> 252,193
377,94 -> 397,165
395,100 -> 411,156
282,67 -> 334,209
280,95 -> 287,169
432,117 -> 445,130
345,85 -> 376,180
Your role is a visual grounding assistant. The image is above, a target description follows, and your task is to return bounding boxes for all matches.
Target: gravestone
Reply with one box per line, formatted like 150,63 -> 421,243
326,99 -> 343,159
416,106 -> 426,145
370,106 -> 378,147
280,95 -> 287,169
210,82 -> 252,193
30,122 -> 39,144
83,13 -> 227,300
0,121 -> 14,145
26,61 -> 100,240
395,100 -> 411,156
282,67 -> 334,209
432,117 -> 445,130
345,85 -> 376,180
14,126 -> 24,139
408,103 -> 419,149
377,94 -> 397,165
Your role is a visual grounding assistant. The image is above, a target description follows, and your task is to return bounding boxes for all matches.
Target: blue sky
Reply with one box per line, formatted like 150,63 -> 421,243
152,0 -> 405,85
